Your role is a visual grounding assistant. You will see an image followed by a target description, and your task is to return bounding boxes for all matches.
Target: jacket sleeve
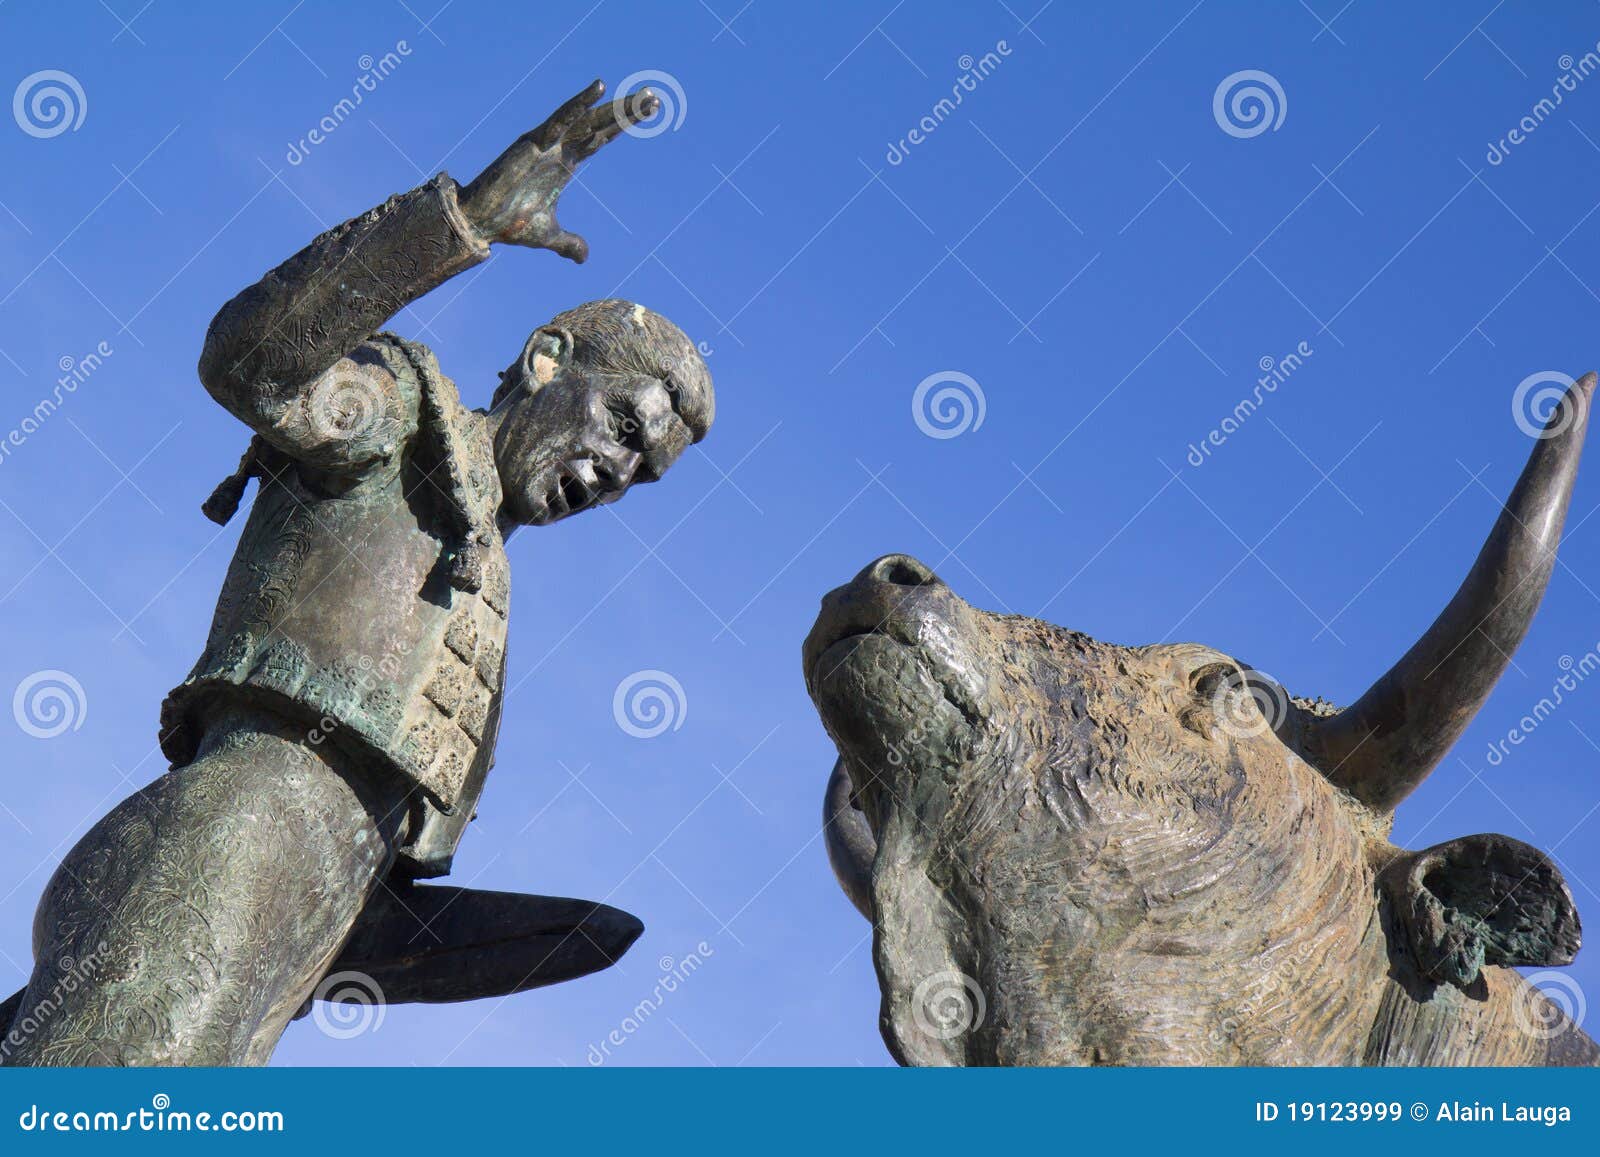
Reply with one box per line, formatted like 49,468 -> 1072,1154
196,172 -> 490,471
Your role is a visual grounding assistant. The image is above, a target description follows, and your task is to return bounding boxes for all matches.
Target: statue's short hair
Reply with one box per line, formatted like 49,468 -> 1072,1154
496,298 -> 713,439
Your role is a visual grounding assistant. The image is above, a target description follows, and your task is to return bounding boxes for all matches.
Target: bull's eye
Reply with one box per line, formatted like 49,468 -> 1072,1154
1188,662 -> 1290,741
1178,662 -> 1236,739
1189,662 -> 1238,701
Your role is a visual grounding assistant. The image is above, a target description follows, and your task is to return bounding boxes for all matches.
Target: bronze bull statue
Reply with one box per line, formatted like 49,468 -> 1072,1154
805,375 -> 1597,1066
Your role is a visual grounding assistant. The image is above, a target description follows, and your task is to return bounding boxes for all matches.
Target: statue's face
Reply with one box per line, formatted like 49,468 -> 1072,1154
803,553 -> 1382,1064
803,555 -> 1590,1066
492,327 -> 696,526
803,553 -> 1315,844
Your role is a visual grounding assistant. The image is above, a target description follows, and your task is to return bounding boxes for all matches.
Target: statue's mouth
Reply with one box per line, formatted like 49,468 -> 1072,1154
803,555 -> 991,775
807,617 -> 983,766
803,556 -> 942,685
806,618 -> 919,688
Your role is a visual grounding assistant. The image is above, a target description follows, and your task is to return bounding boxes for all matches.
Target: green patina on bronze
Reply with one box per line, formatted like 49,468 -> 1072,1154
2,80 -> 714,1066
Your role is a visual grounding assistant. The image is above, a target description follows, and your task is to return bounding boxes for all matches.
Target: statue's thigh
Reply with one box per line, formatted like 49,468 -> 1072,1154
5,735 -> 399,1065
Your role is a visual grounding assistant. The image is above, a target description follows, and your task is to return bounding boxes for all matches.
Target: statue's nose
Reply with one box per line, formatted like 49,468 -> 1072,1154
858,553 -> 938,588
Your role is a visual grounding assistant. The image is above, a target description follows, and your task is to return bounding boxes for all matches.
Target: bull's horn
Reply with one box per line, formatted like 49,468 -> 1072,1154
1303,373 -> 1595,812
824,758 -> 876,920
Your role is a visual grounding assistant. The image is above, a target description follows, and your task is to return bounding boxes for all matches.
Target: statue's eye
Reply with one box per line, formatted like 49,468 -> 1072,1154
606,404 -> 645,450
1188,662 -> 1238,701
1188,662 -> 1290,741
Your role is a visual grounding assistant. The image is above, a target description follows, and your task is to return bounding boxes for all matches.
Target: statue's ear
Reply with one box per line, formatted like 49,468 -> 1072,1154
516,325 -> 574,388
1380,833 -> 1581,989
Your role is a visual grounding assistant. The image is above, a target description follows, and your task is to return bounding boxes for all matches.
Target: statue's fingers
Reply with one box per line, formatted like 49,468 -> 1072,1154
532,78 -> 605,148
569,90 -> 658,158
543,226 -> 589,264
617,87 -> 660,128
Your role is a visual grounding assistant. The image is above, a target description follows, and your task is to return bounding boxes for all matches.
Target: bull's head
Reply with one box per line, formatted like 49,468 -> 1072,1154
804,377 -> 1596,1066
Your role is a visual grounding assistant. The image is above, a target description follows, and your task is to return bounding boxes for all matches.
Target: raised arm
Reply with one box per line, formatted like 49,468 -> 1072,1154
196,172 -> 486,455
196,80 -> 659,466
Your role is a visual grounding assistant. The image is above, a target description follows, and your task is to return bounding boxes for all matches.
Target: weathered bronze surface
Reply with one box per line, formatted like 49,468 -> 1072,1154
1,80 -> 713,1065
807,377 -> 1596,1066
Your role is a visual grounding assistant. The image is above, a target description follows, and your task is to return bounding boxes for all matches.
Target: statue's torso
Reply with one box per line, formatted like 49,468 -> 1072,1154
161,338 -> 508,875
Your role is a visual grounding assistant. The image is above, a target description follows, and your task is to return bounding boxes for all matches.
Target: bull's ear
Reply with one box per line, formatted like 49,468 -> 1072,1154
1380,834 -> 1581,989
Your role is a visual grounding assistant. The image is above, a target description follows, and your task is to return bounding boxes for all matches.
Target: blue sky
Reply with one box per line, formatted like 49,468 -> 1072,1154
2,0 -> 1599,1066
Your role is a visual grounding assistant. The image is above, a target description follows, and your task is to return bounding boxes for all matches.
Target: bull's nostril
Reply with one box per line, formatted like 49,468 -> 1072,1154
868,554 -> 936,587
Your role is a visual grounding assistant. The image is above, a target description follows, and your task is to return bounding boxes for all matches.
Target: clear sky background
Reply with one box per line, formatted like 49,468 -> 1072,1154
1,0 -> 1599,1066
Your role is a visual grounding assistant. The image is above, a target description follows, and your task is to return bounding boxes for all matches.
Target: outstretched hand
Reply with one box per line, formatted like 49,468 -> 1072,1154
458,79 -> 660,263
